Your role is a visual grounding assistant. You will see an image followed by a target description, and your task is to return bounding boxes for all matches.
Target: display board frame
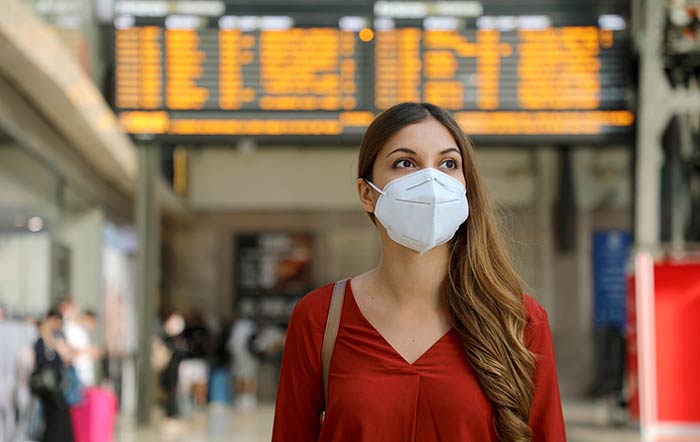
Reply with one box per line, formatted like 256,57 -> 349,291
111,0 -> 636,145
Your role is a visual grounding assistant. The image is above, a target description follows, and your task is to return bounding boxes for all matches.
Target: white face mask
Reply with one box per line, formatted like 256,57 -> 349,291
366,168 -> 469,254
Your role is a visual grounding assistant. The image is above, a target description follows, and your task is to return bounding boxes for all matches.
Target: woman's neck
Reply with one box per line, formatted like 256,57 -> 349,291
372,238 -> 450,308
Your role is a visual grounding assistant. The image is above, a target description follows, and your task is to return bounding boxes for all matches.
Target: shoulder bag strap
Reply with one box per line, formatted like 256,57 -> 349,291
320,278 -> 347,423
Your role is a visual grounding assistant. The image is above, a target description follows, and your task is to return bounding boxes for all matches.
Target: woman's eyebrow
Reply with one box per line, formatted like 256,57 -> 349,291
385,147 -> 460,158
385,147 -> 417,158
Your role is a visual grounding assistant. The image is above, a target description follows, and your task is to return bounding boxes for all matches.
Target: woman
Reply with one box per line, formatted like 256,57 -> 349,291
180,311 -> 211,407
159,311 -> 188,420
228,315 -> 260,409
272,102 -> 566,441
33,309 -> 75,442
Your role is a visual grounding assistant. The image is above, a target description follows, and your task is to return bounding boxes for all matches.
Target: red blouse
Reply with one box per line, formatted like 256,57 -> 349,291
272,281 -> 566,441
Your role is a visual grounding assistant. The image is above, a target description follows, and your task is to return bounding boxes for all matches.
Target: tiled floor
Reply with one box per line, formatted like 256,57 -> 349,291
115,400 -> 642,442
116,404 -> 275,442
562,400 -> 640,442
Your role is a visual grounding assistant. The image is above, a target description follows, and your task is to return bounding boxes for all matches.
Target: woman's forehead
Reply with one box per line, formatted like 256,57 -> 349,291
378,119 -> 459,156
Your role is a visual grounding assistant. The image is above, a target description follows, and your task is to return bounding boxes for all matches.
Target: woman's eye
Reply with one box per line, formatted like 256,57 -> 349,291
441,159 -> 458,169
394,159 -> 415,169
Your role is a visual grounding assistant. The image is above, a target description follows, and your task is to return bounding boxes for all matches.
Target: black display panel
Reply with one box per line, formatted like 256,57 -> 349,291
113,0 -> 634,144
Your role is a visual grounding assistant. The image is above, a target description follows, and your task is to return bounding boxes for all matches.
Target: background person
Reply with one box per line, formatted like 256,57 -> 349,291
159,310 -> 188,422
228,315 -> 259,410
63,305 -> 100,387
180,310 -> 211,408
33,309 -> 74,442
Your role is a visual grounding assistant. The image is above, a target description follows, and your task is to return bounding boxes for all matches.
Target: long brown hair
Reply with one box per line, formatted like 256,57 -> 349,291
358,103 -> 536,442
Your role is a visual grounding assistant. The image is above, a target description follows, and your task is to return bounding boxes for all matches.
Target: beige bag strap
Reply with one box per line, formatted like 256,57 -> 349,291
320,279 -> 347,422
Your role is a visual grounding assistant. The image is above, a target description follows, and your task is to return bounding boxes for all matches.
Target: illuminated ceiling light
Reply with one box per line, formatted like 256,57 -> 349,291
165,15 -> 200,29
340,16 -> 368,32
476,16 -> 496,30
434,1 -> 482,17
598,14 -> 626,31
374,1 -> 428,18
359,28 -> 375,42
518,15 -> 551,30
238,16 -> 258,32
114,15 -> 135,29
423,17 -> 460,31
495,16 -> 517,32
174,1 -> 225,16
28,217 -> 44,233
114,1 -> 169,17
218,15 -> 237,30
374,17 -> 395,31
374,1 -> 482,18
259,16 -> 294,30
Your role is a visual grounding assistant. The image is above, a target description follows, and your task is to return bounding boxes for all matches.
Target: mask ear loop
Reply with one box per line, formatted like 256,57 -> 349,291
364,179 -> 385,195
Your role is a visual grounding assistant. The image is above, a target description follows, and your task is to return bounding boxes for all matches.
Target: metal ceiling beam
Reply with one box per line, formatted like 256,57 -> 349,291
0,74 -> 133,220
0,0 -> 189,220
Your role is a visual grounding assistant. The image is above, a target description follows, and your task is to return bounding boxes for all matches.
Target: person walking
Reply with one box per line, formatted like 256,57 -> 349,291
159,311 -> 188,422
228,316 -> 259,410
33,310 -> 75,442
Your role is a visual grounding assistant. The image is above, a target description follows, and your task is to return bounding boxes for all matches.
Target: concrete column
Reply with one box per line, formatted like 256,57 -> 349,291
532,148 -> 557,329
633,0 -> 700,249
136,146 -> 160,425
57,208 -> 105,311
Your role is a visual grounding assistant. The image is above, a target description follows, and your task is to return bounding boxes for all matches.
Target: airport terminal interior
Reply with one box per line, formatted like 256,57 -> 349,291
1,0 -> 700,441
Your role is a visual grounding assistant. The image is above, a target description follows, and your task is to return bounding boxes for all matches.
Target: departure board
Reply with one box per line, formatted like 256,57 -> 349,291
113,1 -> 634,144
116,27 -> 369,112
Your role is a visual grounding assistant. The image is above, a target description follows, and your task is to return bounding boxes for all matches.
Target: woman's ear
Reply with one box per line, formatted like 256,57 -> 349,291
356,178 -> 377,213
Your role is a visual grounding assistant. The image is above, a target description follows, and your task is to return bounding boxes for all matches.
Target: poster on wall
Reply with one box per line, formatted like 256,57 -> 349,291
234,232 -> 313,324
593,230 -> 632,330
589,229 -> 632,398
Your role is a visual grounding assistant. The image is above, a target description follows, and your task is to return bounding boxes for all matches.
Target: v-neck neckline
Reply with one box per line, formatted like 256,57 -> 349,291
346,278 -> 455,367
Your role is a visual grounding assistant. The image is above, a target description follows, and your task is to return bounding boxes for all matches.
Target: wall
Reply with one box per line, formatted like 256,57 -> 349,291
0,146 -> 113,315
188,147 -> 358,210
164,210 -> 379,316
0,145 -> 61,223
181,146 -> 539,318
0,232 -> 51,314
179,146 -> 631,312
57,208 -> 105,311
187,147 -> 535,210
0,146 -> 58,314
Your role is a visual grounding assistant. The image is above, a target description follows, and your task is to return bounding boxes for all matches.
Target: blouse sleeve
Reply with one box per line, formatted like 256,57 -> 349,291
272,296 -> 325,442
525,297 -> 567,442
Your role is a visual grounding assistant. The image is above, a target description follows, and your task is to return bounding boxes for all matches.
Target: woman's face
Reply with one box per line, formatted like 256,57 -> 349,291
164,313 -> 185,337
358,117 -> 466,214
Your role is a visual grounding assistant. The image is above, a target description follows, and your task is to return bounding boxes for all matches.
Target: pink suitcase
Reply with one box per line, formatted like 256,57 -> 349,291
70,387 -> 118,442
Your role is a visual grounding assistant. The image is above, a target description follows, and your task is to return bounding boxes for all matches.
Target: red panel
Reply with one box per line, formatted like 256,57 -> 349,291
626,272 -> 639,419
653,261 -> 700,422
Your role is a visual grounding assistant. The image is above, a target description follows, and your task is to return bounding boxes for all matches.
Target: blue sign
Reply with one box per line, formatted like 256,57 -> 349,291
593,230 -> 632,330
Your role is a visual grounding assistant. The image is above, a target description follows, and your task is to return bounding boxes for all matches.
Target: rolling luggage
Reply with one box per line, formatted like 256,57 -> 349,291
69,387 -> 118,442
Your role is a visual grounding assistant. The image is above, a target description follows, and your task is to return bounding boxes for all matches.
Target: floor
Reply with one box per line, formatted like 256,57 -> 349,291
115,400 -> 642,442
